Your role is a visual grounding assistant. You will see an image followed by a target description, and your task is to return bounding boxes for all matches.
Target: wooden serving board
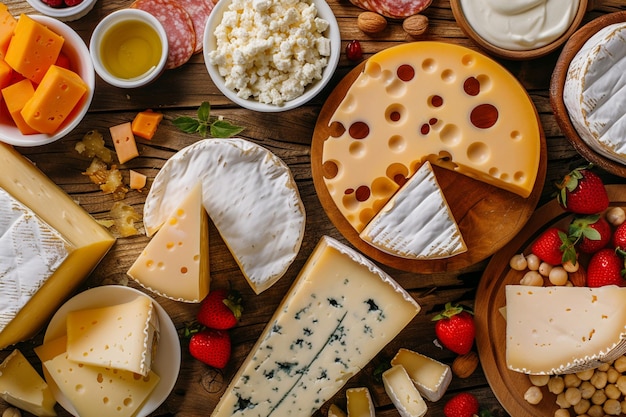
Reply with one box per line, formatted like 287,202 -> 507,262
474,184 -> 626,417
311,57 -> 547,274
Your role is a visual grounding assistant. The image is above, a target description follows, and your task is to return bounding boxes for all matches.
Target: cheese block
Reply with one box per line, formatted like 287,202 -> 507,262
0,349 -> 57,417
322,41 -> 541,232
143,138 -> 305,294
360,161 -> 466,259
0,143 -> 115,349
210,235 -> 420,417
328,404 -> 347,417
390,348 -> 451,402
505,285 -> 626,375
382,365 -> 428,417
39,336 -> 160,417
66,296 -> 159,376
346,387 -> 375,417
128,183 -> 210,302
563,22 -> 626,164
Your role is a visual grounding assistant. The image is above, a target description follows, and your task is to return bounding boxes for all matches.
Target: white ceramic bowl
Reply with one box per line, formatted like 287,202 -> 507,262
203,0 -> 341,112
89,9 -> 169,89
0,15 -> 94,147
25,0 -> 97,22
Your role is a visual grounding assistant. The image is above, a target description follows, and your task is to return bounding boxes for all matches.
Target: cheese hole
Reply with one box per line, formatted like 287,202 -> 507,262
396,64 -> 415,81
441,69 -> 455,83
439,124 -> 461,146
181,266 -> 188,274
464,77 -> 480,96
467,141 -> 490,164
385,104 -> 405,124
511,130 -> 522,140
176,208 -> 185,217
328,121 -> 345,138
489,167 -> 500,177
103,397 -> 109,404
364,61 -> 382,78
428,95 -> 443,108
386,163 -> 409,185
385,78 -> 407,97
124,397 -> 133,407
477,74 -> 492,91
348,121 -> 369,139
322,160 -> 339,179
514,171 -> 525,182
145,260 -> 155,269
349,141 -> 366,157
75,384 -> 85,393
359,208 -> 375,228
461,53 -> 475,67
342,192 -> 359,210
421,58 -> 437,73
355,185 -> 370,202
470,104 -> 498,129
97,373 -> 104,383
193,254 -> 200,261
341,94 -> 357,113
371,176 -> 397,198
388,135 -> 406,152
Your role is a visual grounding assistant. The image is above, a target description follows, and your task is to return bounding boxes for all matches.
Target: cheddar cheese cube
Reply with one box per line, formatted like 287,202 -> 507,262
0,4 -> 16,58
110,122 -> 139,164
0,58 -> 12,91
21,65 -> 87,134
5,14 -> 64,84
131,109 -> 163,140
1,78 -> 39,134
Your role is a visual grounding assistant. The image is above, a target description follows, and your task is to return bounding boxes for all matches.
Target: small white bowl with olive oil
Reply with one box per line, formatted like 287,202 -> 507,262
89,9 -> 168,89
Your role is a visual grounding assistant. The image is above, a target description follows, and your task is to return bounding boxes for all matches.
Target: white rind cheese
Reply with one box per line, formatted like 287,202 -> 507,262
359,161 -> 466,259
210,235 -> 420,417
143,138 -> 305,294
390,348 -> 451,402
505,285 -> 626,375
382,365 -> 428,417
346,387 -> 375,417
564,22 -> 626,163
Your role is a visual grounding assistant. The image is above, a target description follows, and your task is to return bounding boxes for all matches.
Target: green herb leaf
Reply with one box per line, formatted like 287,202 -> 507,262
172,116 -> 200,134
197,101 -> 210,123
211,119 -> 245,138
172,101 -> 244,138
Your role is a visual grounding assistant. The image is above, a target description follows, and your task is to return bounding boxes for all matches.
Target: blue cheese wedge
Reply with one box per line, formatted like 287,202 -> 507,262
382,365 -> 428,417
359,161 -> 466,259
210,235 -> 420,417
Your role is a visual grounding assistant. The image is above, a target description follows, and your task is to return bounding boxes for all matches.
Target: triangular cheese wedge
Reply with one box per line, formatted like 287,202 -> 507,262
360,161 -> 467,259
128,182 -> 210,302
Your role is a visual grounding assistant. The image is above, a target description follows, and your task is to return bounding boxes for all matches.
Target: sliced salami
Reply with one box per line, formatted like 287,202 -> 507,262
349,0 -> 431,19
131,0 -> 196,69
175,0 -> 214,53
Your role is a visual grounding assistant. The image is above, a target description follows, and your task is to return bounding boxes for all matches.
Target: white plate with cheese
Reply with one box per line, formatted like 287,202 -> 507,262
42,285 -> 181,417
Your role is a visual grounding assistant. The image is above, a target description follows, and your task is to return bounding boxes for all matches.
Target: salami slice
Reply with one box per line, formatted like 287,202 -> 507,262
175,0 -> 214,53
349,0 -> 431,19
131,0 -> 196,69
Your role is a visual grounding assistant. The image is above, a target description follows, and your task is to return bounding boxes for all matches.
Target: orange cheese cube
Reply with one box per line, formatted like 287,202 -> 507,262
0,4 -> 16,58
5,14 -> 64,84
0,58 -> 13,91
131,110 -> 163,140
2,79 -> 39,134
21,65 -> 88,134
110,122 -> 139,164
129,170 -> 147,190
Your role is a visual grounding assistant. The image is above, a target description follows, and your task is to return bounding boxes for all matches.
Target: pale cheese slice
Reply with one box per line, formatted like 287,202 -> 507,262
382,365 -> 428,417
360,161 -> 466,259
143,138 -> 305,295
390,348 -> 452,402
505,285 -> 626,375
346,387 -> 375,417
128,182 -> 210,302
328,404 -> 347,417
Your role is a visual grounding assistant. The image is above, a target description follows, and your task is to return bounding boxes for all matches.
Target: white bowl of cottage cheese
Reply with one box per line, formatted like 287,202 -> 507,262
203,0 -> 340,112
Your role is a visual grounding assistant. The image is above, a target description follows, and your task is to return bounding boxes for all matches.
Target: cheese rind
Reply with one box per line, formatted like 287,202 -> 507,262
505,285 -> 626,375
209,235 -> 420,417
390,348 -> 451,402
360,161 -> 466,259
382,365 -> 428,417
346,387 -> 375,417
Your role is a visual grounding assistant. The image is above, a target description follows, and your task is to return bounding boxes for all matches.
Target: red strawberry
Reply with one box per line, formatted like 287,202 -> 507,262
556,165 -> 609,214
443,392 -> 480,417
64,0 -> 84,6
612,222 -> 626,253
530,227 -> 576,265
188,328 -> 231,369
41,0 -> 64,7
197,289 -> 243,330
586,248 -> 625,288
432,303 -> 475,355
568,215 -> 611,254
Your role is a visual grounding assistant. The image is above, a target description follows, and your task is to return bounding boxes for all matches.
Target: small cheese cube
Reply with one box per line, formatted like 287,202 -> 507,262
110,122 -> 139,164
382,365 -> 428,417
0,58 -> 13,91
4,14 -> 64,84
21,65 -> 88,134
0,4 -> 16,57
1,78 -> 39,134
390,348 -> 452,402
131,109 -> 163,140
129,169 -> 147,190
346,387 -> 375,417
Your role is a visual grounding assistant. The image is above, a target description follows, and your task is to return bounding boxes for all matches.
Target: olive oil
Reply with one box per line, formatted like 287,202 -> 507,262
99,20 -> 162,79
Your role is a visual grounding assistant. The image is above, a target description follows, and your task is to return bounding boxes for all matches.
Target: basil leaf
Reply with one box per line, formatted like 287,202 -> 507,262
197,102 -> 210,123
211,120 -> 245,138
172,116 -> 200,134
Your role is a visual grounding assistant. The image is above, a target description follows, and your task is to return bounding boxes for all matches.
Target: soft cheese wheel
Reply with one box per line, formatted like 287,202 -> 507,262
322,41 -> 541,232
563,22 -> 626,164
143,138 -> 305,295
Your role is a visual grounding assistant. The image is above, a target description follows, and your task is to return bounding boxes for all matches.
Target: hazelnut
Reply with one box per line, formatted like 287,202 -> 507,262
451,351 -> 479,378
357,12 -> 387,34
402,14 -> 429,37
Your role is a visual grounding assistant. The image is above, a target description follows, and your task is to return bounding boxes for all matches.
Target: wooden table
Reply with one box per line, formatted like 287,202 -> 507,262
1,0 -> 625,416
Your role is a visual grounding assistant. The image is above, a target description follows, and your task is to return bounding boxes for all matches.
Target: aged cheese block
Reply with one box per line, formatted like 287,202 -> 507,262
0,143 -> 115,349
390,348 -> 452,402
563,22 -> 626,164
346,387 -> 376,417
360,161 -> 466,259
128,182 -> 210,302
505,285 -> 626,374
382,364 -> 428,417
322,41 -> 541,232
210,235 -> 420,417
143,138 -> 305,294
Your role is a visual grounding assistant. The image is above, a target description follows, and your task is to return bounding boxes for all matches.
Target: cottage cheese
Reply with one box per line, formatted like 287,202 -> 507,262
208,0 -> 331,106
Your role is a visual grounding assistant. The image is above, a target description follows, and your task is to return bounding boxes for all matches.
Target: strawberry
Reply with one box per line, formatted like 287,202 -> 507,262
612,222 -> 626,253
568,215 -> 611,254
530,227 -> 576,265
432,303 -> 475,355
556,165 -> 609,214
41,0 -> 64,7
443,392 -> 480,417
586,248 -> 625,288
188,328 -> 231,369
64,0 -> 84,6
197,288 -> 243,330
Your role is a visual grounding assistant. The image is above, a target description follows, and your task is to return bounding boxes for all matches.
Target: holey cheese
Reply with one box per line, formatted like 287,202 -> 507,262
322,42 -> 541,232
143,138 -> 305,294
0,143 -> 115,349
505,285 -> 626,375
563,23 -> 626,163
210,235 -> 420,417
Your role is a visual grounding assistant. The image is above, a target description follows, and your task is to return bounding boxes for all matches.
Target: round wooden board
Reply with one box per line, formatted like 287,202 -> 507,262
311,57 -> 547,274
550,11 -> 626,178
474,184 -> 626,417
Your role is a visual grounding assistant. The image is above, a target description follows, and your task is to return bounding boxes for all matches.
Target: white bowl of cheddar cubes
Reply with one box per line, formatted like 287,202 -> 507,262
0,13 -> 95,147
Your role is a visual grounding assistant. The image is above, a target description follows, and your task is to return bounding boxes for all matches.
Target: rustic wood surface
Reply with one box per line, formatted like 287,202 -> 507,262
1,0 -> 626,416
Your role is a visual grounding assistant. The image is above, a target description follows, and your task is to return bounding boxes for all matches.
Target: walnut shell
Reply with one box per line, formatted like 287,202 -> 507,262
357,11 -> 387,34
403,14 -> 429,37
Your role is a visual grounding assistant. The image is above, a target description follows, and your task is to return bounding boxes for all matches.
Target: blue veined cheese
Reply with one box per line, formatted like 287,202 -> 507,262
564,22 -> 626,164
359,161 -> 467,259
210,235 -> 420,417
